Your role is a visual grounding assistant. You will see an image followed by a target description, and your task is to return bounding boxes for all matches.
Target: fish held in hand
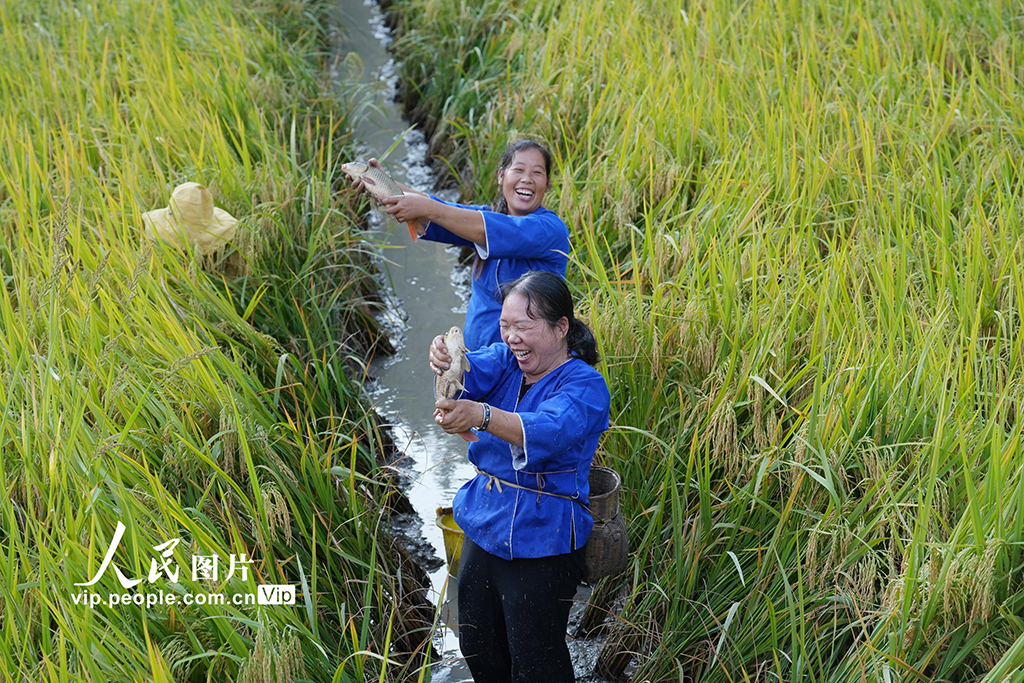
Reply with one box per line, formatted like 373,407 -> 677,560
341,161 -> 421,240
434,326 -> 477,442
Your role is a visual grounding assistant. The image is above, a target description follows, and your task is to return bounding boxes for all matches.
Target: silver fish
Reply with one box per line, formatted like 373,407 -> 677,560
434,326 -> 477,442
341,161 -> 420,239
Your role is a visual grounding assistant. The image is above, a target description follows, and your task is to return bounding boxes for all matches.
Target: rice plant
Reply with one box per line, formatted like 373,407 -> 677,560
0,1 -> 431,681
390,0 -> 1024,679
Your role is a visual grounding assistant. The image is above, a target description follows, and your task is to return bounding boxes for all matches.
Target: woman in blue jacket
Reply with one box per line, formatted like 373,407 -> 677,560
429,271 -> 610,683
357,140 -> 570,351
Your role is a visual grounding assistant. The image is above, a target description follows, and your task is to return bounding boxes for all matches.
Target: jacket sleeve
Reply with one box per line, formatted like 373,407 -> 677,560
478,210 -> 571,261
421,196 -> 489,248
459,343 -> 514,402
514,369 -> 610,471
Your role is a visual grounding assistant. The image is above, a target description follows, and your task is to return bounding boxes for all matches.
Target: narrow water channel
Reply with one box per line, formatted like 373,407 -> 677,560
331,3 -> 607,681
331,2 -> 476,680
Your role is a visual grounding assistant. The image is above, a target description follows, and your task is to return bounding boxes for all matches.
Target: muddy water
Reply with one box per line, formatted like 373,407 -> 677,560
332,2 -> 605,681
331,2 -> 476,680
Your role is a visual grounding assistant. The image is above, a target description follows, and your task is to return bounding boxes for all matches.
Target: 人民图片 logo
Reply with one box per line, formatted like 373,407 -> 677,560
72,521 -> 293,610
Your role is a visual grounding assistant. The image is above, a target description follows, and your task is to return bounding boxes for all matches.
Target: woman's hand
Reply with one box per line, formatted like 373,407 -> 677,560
382,192 -> 437,224
434,398 -> 524,446
429,334 -> 451,376
434,398 -> 483,434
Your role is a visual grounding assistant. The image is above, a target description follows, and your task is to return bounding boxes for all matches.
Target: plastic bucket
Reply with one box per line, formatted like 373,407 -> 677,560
435,506 -> 464,577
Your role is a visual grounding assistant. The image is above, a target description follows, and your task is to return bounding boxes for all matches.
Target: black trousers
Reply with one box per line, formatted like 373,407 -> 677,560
457,537 -> 585,683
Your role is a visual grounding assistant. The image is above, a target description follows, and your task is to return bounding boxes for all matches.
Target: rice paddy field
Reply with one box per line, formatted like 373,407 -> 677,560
388,0 -> 1024,680
0,1 -> 432,681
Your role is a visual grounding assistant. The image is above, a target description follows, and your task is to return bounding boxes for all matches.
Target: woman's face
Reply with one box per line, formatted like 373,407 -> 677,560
497,148 -> 550,217
499,292 -> 569,383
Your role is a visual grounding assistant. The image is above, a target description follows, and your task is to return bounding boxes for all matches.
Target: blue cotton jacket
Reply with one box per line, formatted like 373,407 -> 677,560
451,343 -> 611,559
421,198 -> 570,351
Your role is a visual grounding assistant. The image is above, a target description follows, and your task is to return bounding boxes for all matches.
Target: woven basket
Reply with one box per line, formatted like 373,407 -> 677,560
584,466 -> 629,582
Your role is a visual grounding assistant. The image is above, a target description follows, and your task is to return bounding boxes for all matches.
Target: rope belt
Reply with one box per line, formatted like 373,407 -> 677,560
474,465 -> 588,510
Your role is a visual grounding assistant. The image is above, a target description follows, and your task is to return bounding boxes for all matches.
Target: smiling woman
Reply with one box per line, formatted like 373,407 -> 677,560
429,271 -> 610,683
350,139 -> 570,351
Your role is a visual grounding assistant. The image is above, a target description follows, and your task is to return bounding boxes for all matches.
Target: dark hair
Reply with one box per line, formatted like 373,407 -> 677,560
491,140 -> 554,216
499,271 -> 600,366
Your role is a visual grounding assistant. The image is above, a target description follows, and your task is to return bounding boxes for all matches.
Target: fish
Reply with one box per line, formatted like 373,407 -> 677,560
341,161 -> 422,240
434,326 -> 478,442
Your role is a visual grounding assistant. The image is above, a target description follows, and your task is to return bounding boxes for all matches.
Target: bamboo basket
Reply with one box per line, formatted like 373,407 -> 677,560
583,466 -> 629,583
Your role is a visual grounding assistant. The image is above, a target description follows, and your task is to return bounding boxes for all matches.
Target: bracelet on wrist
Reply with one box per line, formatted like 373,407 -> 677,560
479,402 -> 491,432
